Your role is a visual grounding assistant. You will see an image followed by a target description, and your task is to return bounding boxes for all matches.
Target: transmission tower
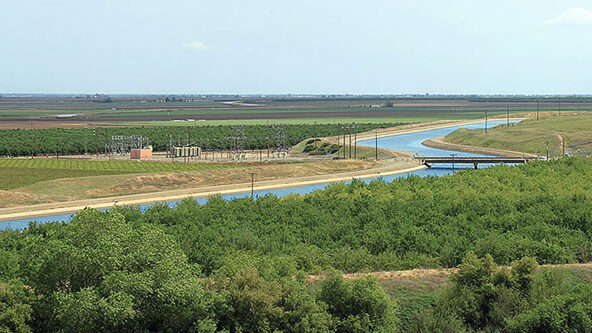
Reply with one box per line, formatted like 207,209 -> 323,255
230,126 -> 247,160
107,135 -> 149,156
272,125 -> 287,158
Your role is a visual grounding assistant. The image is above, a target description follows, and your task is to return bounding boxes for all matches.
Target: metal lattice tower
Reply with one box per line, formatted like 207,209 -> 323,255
230,126 -> 247,160
272,125 -> 287,158
107,135 -> 149,156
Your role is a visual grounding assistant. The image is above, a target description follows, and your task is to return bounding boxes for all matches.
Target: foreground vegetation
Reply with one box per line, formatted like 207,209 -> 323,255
444,115 -> 592,157
415,255 -> 592,332
0,159 -> 246,190
1,157 -> 592,331
122,157 -> 592,273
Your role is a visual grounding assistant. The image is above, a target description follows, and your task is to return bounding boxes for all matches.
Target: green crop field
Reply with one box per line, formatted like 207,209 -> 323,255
90,112 -> 510,127
94,117 -> 413,127
444,115 -> 592,157
0,158 -> 246,189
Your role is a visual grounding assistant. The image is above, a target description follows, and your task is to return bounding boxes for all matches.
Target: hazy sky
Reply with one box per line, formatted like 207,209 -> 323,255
2,1 -> 592,94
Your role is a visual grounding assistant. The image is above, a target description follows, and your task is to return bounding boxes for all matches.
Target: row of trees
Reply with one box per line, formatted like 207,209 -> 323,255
0,123 -> 400,157
1,157 -> 592,331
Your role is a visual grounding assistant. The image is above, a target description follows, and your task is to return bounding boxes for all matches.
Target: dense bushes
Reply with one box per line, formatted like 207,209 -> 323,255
413,254 -> 592,332
302,139 -> 341,155
117,157 -> 592,274
319,273 -> 399,332
0,210 -> 399,332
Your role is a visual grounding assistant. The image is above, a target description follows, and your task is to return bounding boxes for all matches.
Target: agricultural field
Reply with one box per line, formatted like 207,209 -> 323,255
443,114 -> 592,157
94,117 -> 414,127
0,159 -> 384,207
89,110 -> 518,127
2,95 -> 590,129
0,158 -> 246,189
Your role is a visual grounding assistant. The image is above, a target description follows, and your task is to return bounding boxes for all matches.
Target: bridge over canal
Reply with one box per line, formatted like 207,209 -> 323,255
414,156 -> 541,169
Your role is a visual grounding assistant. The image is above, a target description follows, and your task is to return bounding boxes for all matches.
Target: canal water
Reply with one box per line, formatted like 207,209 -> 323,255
0,120 -> 515,230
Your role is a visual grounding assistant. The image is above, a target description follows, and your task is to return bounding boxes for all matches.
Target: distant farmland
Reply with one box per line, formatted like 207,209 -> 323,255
1,95 -> 591,129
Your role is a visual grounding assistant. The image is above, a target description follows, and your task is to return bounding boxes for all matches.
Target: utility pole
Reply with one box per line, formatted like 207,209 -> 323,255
506,104 -> 510,127
171,135 -> 175,163
450,153 -> 457,174
536,99 -> 540,120
348,126 -> 352,158
562,138 -> 566,156
186,127 -> 190,163
375,130 -> 378,160
546,141 -> 549,160
211,139 -> 217,162
354,132 -> 357,159
484,108 -> 488,134
559,98 -> 562,117
84,127 -> 88,156
249,172 -> 256,198
314,121 -> 317,148
30,122 -> 34,158
342,127 -> 347,159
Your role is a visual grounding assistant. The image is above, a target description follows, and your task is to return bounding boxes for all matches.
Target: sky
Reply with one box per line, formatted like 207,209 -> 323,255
2,0 -> 592,95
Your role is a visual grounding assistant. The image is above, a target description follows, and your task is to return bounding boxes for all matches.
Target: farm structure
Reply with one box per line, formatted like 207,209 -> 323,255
130,148 -> 153,160
169,146 -> 201,158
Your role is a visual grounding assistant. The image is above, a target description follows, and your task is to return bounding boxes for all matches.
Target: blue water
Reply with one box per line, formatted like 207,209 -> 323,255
0,120 -> 515,230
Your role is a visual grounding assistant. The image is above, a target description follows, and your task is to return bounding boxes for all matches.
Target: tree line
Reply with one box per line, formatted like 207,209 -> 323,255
0,123 -> 401,157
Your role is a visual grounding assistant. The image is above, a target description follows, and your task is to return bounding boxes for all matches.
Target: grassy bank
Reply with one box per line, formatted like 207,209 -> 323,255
0,159 -> 386,207
443,115 -> 592,157
292,137 -> 396,159
0,158 -> 246,189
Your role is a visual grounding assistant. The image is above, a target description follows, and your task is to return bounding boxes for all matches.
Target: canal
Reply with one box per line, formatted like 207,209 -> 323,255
0,120 -> 515,230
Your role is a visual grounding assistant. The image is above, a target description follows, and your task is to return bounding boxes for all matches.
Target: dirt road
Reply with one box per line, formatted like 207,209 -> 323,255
306,262 -> 592,283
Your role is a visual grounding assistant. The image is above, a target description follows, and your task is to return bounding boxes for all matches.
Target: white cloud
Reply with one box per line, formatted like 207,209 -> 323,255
546,8 -> 592,27
182,41 -> 212,51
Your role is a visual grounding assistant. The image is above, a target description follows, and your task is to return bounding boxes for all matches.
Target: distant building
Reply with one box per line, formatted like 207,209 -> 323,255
55,114 -> 78,118
130,148 -> 152,160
